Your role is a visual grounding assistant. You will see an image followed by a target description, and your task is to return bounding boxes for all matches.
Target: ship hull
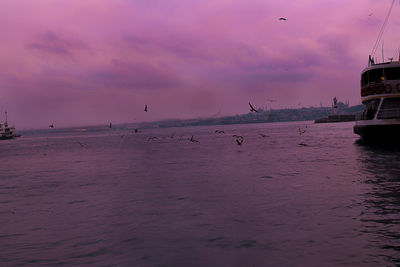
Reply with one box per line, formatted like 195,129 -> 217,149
0,135 -> 15,140
354,123 -> 400,143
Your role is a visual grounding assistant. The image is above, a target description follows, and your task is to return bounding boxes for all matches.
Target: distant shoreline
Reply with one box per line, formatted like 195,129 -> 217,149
17,103 -> 364,131
138,103 -> 364,129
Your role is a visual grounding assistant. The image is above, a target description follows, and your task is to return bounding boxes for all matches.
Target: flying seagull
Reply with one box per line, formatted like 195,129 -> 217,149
279,17 -> 287,21
77,141 -> 85,147
298,124 -> 307,135
249,102 -> 258,112
235,135 -> 244,146
144,105 -> 148,112
49,123 -> 54,128
77,141 -> 88,150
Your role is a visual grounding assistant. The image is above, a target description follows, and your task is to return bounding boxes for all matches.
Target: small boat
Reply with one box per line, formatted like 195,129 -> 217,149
0,111 -> 20,140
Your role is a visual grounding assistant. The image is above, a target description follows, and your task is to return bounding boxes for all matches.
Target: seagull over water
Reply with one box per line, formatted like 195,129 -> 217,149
249,102 -> 258,112
298,124 -> 307,135
279,17 -> 287,21
233,135 -> 244,146
189,135 -> 199,143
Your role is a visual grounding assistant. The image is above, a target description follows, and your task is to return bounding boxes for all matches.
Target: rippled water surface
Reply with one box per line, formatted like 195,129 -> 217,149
1,121 -> 400,266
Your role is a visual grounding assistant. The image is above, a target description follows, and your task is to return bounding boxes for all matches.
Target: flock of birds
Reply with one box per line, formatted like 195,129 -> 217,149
44,12 -> 380,152
48,101 -> 309,148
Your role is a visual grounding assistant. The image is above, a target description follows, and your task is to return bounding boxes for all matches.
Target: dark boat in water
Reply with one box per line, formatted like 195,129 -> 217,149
0,111 -> 20,140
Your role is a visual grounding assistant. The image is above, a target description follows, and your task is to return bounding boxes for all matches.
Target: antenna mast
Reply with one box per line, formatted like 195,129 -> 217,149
370,0 -> 395,61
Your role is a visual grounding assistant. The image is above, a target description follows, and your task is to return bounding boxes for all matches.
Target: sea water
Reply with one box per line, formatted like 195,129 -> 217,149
1,121 -> 400,266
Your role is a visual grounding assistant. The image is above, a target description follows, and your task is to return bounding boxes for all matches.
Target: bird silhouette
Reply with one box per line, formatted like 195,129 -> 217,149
235,135 -> 244,146
144,105 -> 148,112
77,141 -> 88,150
49,123 -> 54,128
279,17 -> 287,21
189,135 -> 199,143
77,141 -> 85,147
249,102 -> 258,112
298,125 -> 307,135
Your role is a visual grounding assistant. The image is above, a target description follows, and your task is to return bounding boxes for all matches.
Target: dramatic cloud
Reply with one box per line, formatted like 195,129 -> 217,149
0,0 -> 399,128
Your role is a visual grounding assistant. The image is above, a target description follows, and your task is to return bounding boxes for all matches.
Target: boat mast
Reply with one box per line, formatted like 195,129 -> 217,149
370,0 -> 395,63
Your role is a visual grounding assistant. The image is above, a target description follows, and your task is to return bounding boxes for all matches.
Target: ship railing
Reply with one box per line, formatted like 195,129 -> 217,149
377,108 -> 400,119
355,112 -> 365,120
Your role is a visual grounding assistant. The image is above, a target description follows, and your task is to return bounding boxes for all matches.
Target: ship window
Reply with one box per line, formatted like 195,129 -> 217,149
369,68 -> 384,83
384,67 -> 400,80
361,73 -> 368,86
362,67 -> 400,86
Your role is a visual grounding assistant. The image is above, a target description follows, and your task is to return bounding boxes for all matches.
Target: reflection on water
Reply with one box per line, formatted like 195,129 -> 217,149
357,143 -> 400,265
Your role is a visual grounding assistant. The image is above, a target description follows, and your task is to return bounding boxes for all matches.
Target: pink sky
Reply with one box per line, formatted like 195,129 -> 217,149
0,0 -> 399,128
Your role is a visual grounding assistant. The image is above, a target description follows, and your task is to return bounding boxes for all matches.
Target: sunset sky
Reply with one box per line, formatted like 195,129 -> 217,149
1,0 -> 399,128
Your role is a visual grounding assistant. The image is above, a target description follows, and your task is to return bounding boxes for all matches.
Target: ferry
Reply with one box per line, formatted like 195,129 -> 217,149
353,0 -> 400,142
0,111 -> 19,140
353,57 -> 400,141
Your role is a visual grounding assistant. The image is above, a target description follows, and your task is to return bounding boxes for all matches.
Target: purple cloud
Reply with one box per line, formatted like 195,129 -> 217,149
26,31 -> 88,57
0,0 -> 398,128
